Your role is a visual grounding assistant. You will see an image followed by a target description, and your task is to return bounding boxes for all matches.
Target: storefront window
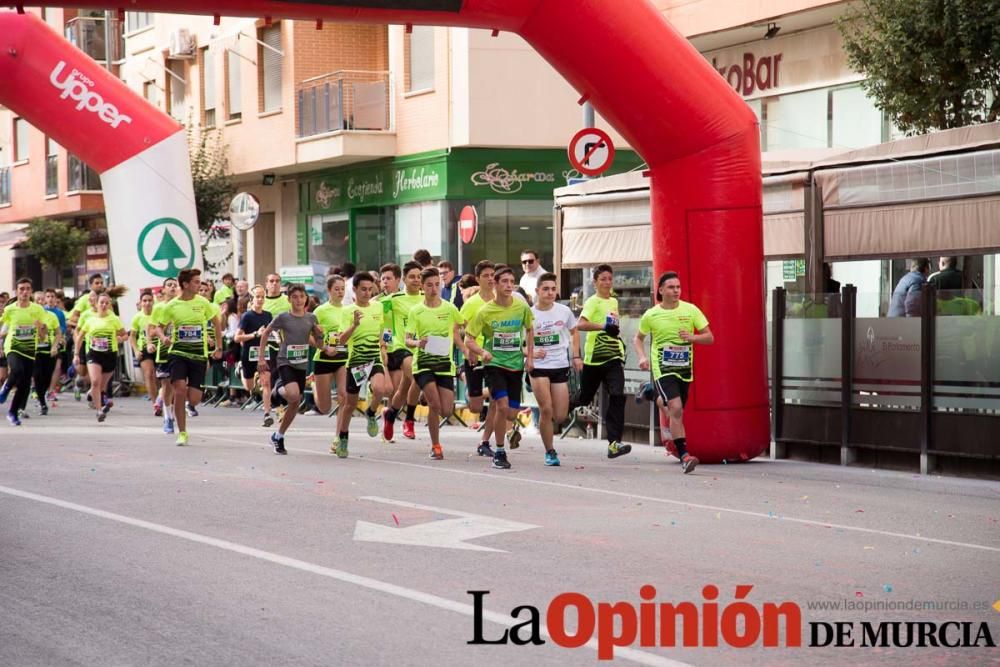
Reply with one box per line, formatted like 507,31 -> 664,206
396,201 -> 447,263
831,84 -> 883,150
353,207 -> 396,271
762,88 -> 828,151
309,212 -> 349,270
458,199 -> 553,277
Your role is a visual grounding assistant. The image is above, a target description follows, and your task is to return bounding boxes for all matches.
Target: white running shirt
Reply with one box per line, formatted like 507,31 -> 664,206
530,302 -> 577,370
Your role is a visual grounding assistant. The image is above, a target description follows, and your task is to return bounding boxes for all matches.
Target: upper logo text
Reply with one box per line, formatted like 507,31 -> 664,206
49,61 -> 132,129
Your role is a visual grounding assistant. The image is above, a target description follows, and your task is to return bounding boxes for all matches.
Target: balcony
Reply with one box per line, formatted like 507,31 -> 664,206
0,166 -> 10,205
65,16 -> 123,65
68,155 -> 101,192
295,70 -> 396,168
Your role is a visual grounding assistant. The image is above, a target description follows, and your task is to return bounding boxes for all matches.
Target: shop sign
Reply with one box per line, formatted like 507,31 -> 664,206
309,161 -> 448,211
468,162 -> 556,195
711,52 -> 782,97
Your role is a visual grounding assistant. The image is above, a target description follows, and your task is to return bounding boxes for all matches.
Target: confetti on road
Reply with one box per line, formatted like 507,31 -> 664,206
715,512 -> 721,520
863,546 -> 874,550
855,591 -> 863,598
883,584 -> 893,593
391,513 -> 400,527
855,509 -> 865,513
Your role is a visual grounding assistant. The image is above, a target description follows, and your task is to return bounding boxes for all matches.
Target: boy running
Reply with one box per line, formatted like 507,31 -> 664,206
529,273 -> 581,467
235,285 -> 274,427
0,278 -> 49,425
634,271 -> 713,474
382,261 -> 424,441
465,265 -> 534,470
334,272 -> 391,458
312,275 -> 349,417
405,268 -> 466,460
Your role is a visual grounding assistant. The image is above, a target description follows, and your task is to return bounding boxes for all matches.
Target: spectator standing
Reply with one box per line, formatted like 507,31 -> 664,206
888,258 -> 930,317
928,257 -> 963,291
519,249 -> 547,302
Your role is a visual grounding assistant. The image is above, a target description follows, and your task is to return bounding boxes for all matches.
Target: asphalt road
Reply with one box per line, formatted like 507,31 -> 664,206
1,396 -> 998,666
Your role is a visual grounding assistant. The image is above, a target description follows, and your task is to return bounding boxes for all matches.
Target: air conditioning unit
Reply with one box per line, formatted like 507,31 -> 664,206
168,29 -> 196,59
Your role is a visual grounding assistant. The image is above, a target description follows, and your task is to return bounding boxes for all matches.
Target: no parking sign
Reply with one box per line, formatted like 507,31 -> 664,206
568,127 -> 616,177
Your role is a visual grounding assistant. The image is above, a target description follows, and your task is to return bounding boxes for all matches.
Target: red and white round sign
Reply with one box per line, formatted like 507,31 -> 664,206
568,127 -> 616,177
459,205 -> 478,244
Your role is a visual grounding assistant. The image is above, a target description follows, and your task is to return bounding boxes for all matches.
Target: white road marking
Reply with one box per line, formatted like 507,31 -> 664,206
354,496 -> 538,552
0,483 -> 687,667
50,424 -> 1000,553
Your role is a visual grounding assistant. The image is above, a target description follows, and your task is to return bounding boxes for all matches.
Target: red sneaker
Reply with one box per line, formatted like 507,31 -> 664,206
402,419 -> 416,440
430,443 -> 444,460
382,416 -> 395,443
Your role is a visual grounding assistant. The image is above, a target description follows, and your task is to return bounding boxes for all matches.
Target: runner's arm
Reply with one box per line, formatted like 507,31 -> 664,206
576,316 -> 603,332
257,323 -> 273,366
452,324 -> 468,357
679,325 -> 713,345
524,324 -> 535,372
570,326 -> 583,371
633,331 -> 650,370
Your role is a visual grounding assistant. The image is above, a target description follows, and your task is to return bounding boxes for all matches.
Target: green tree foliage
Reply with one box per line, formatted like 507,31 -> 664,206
23,217 -> 88,271
839,0 -> 1000,135
188,124 -> 235,272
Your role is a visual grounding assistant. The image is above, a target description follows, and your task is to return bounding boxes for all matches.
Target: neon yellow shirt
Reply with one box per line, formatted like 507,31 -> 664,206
340,301 -> 385,366
313,301 -> 348,361
638,301 -> 709,382
80,313 -> 125,354
154,295 -> 220,360
2,302 -> 49,360
407,301 -> 463,376
581,295 -> 624,365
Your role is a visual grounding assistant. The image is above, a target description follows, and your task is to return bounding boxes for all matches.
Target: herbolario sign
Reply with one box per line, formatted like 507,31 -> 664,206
301,147 -> 643,213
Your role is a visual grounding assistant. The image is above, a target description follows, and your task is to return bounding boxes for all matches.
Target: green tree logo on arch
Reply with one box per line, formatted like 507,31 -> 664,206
137,218 -> 196,278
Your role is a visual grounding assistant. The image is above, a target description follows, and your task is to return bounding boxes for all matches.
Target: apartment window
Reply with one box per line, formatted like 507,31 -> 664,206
13,118 -> 29,162
201,47 -> 216,127
144,80 -> 161,109
226,48 -> 242,120
126,12 -> 152,34
258,25 -> 283,113
405,26 -> 434,93
67,154 -> 101,192
46,137 -> 59,196
166,60 -> 186,122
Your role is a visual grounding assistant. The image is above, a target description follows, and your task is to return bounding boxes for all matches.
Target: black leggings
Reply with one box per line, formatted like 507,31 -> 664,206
6,353 -> 35,416
572,359 -> 625,443
32,354 -> 56,408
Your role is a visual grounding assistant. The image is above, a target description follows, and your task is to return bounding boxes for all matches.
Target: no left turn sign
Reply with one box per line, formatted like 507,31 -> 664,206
568,127 -> 615,177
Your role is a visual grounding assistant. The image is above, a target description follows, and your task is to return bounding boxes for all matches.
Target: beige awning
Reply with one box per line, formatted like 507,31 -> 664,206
824,195 -> 1000,260
559,193 -> 652,267
0,223 -> 27,249
764,212 -> 804,257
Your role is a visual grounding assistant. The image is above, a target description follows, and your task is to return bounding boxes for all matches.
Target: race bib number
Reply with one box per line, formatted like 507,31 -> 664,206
493,331 -> 521,352
286,344 -> 309,361
661,345 -> 691,367
248,347 -> 270,362
350,361 -> 375,386
534,328 -> 559,347
91,336 -> 111,352
13,325 -> 35,340
178,325 -> 203,342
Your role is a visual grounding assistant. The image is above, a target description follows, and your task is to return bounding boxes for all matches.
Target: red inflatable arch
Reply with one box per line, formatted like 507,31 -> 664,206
1,1 -> 769,463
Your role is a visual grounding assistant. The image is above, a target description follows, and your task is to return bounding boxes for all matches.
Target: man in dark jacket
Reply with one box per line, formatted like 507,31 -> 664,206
928,256 -> 963,291
888,258 -> 930,317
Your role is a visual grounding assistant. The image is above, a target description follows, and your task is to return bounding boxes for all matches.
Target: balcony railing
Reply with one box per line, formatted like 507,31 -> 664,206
68,155 -> 101,192
65,16 -> 123,64
297,70 -> 393,138
0,166 -> 10,205
46,155 -> 58,196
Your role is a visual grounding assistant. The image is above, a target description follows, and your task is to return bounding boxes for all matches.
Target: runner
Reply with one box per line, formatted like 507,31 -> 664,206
458,260 -> 497,456
75,292 -> 127,422
130,290 -> 158,409
257,283 -> 329,454
381,261 -> 423,442
634,271 -> 713,474
312,275 -> 349,418
148,277 -> 179,431
333,272 -> 391,458
235,285 -> 274,427
529,273 -> 581,467
31,294 -> 62,416
44,288 -> 69,404
151,269 -> 223,445
0,278 -> 49,425
263,273 -> 291,316
465,265 -> 534,470
379,263 -> 401,300
405,267 -> 466,460
70,289 -> 99,402
67,272 -> 104,325
572,263 -> 632,460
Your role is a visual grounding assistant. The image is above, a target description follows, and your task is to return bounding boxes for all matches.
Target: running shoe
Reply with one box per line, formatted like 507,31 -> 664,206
271,432 -> 287,455
544,450 -> 561,467
19,410 -> 29,420
86,392 -> 92,404
681,454 -> 699,474
402,420 -> 416,440
74,387 -> 82,401
305,407 -> 322,416
102,396 -> 114,411
430,443 -> 444,460
97,410 -> 106,423
6,412 -> 21,426
382,415 -> 395,443
366,412 -> 379,438
186,404 -> 199,417
163,417 -> 175,434
262,413 -> 274,428
635,381 -> 654,404
46,391 -> 57,404
505,426 -> 522,450
476,441 -> 494,457
0,384 -> 9,404
153,402 -> 163,417
335,437 -> 349,459
492,448 -> 511,469
175,431 -> 189,446
40,406 -> 48,416
607,441 -> 632,459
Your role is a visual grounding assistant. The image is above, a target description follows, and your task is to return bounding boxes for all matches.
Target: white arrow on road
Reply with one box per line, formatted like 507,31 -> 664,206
353,496 -> 539,552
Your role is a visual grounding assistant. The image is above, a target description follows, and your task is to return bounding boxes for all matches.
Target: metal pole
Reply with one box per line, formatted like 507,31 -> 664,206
770,286 -> 785,459
840,284 -> 856,466
583,101 -> 595,129
920,282 -> 936,474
